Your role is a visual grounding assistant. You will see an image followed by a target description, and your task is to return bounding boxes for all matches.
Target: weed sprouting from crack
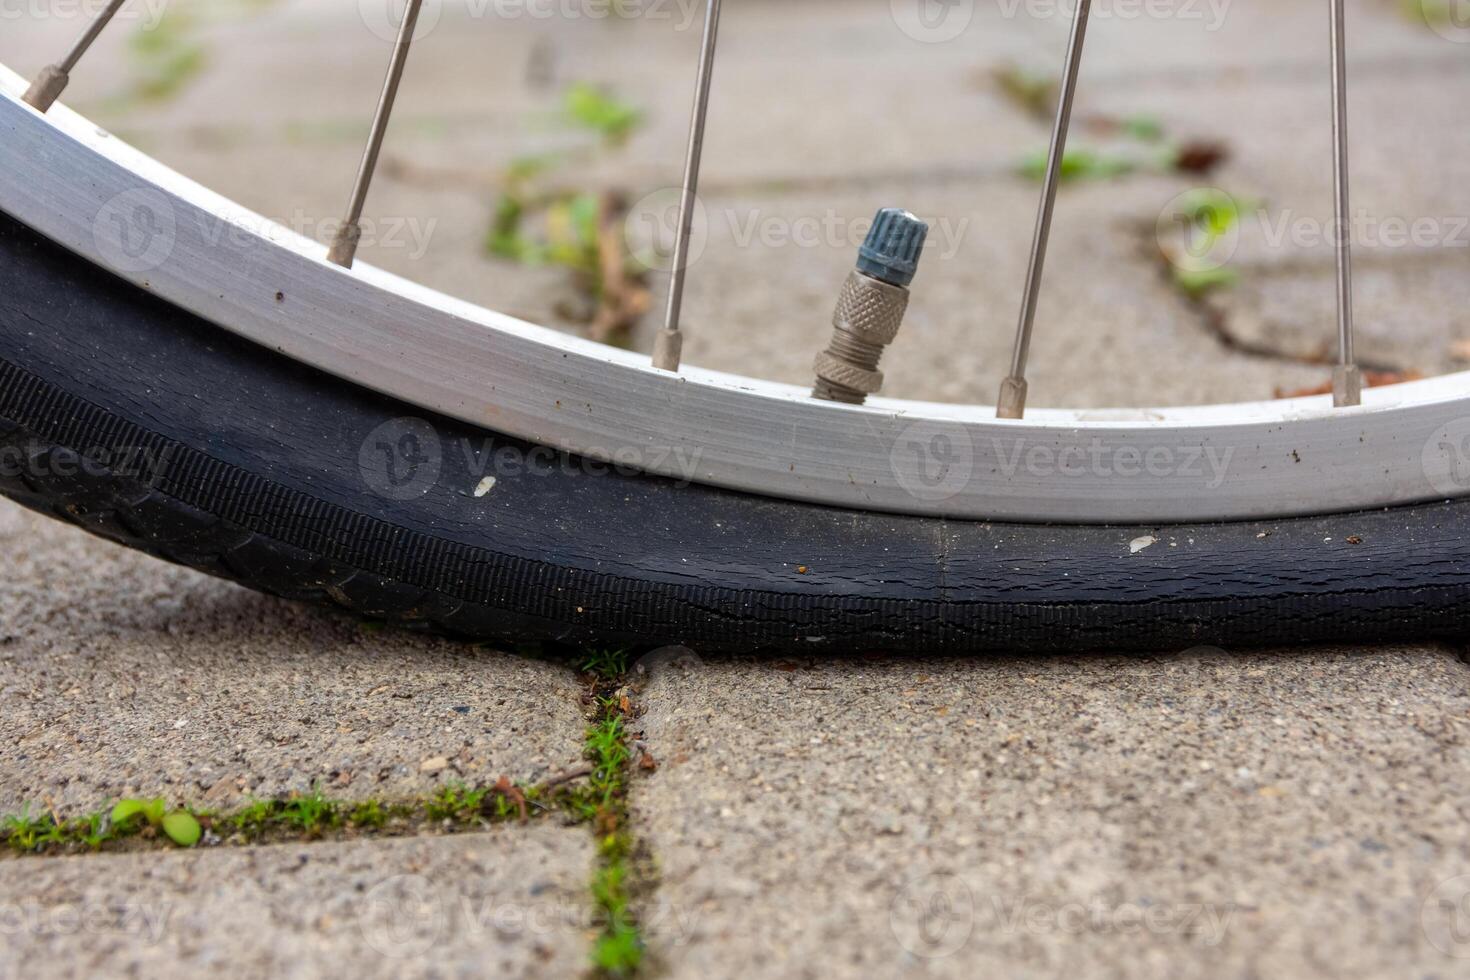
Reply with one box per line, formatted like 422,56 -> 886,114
580,647 -> 632,681
573,649 -> 653,978
0,774 -> 583,857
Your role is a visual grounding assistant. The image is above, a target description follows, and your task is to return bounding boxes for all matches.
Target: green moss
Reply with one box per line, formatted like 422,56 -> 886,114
1018,146 -> 1134,183
579,656 -> 648,977
0,775 -> 572,857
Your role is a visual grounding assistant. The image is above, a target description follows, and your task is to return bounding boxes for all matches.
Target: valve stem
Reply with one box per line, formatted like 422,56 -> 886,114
812,208 -> 928,405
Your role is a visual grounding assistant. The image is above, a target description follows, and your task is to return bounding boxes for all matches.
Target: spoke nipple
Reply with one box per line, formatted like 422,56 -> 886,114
22,66 -> 69,113
652,328 -> 684,372
812,208 -> 928,405
327,222 -> 363,268
997,376 -> 1028,419
1333,364 -> 1362,408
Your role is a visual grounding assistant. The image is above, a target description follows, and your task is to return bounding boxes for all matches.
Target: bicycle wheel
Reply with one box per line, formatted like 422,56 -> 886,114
3,17 -> 1469,653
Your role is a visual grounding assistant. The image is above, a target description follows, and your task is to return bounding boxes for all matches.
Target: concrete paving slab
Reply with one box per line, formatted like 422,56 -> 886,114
0,501 -> 587,815
634,646 -> 1470,978
0,822 -> 593,980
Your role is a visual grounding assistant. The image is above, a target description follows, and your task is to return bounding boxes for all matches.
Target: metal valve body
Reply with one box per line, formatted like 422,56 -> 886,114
812,208 -> 928,405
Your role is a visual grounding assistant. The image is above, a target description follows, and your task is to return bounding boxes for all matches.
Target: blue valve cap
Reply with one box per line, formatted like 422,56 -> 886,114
856,208 -> 929,287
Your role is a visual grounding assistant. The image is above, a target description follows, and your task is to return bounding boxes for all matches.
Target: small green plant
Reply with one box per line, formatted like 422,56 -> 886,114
77,812 -> 112,851
110,797 -> 201,848
279,790 -> 339,835
110,796 -> 165,827
347,800 -> 388,829
1407,0 -> 1458,26
1121,114 -> 1165,142
1172,187 -> 1242,243
1173,266 -> 1240,299
161,811 -> 203,847
580,648 -> 631,681
0,775 -> 578,858
1018,146 -> 1133,183
126,12 -> 206,104
425,783 -> 489,821
231,798 -> 277,835
2,805 -> 57,853
576,643 -> 647,978
591,845 -> 644,977
1159,187 -> 1246,299
563,83 -> 643,147
993,64 -> 1058,120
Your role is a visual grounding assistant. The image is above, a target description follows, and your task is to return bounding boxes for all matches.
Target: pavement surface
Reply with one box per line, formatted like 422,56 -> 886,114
4,0 -> 1470,976
635,646 -> 1470,978
0,822 -> 593,980
0,506 -> 587,813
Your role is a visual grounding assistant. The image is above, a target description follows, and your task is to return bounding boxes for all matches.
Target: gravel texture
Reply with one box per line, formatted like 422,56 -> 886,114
0,823 -> 593,980
634,646 -> 1470,978
0,503 -> 587,814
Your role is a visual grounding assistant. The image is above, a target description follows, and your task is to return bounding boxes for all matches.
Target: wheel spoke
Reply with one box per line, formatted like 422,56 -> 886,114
1329,0 -> 1361,407
652,0 -> 724,373
21,0 -> 127,112
328,0 -> 424,269
997,0 -> 1093,420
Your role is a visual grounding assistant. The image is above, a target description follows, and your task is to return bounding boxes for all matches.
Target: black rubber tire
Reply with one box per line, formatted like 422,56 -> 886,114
1,208 -> 1468,653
